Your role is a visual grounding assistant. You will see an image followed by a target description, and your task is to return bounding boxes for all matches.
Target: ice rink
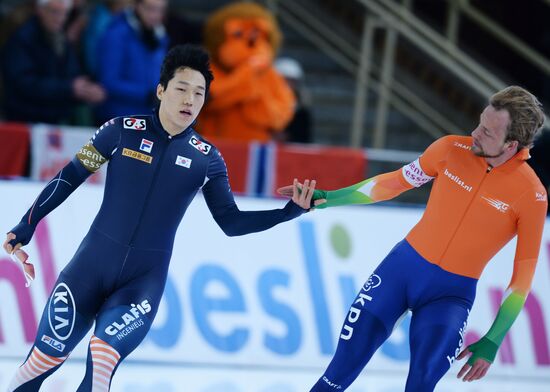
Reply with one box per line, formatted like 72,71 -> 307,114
2,358 -> 550,391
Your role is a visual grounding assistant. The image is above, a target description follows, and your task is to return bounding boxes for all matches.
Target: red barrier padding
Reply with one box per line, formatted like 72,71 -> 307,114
0,122 -> 30,177
271,144 -> 366,195
207,137 -> 251,194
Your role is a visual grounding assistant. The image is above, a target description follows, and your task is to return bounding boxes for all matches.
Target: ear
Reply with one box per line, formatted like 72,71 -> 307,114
506,139 -> 519,151
156,84 -> 164,100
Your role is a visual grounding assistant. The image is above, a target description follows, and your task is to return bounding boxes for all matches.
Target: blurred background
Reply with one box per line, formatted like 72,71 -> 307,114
0,0 -> 549,391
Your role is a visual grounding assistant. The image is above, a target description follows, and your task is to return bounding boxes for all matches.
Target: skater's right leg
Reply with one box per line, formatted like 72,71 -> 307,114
7,229 -> 126,392
8,272 -> 103,391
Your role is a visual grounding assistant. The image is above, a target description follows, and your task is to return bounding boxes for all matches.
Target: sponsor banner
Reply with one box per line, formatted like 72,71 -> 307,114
0,181 -> 549,383
30,124 -> 106,184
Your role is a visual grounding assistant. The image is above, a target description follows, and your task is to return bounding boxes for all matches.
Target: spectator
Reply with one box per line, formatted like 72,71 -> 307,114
95,0 -> 168,124
0,1 -> 34,49
275,57 -> 313,143
1,0 -> 105,125
0,1 -> 34,120
64,0 -> 88,46
82,0 -> 132,76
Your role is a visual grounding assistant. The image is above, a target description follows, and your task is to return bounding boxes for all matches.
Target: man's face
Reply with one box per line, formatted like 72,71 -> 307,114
157,67 -> 206,132
471,105 -> 512,158
136,0 -> 166,29
37,0 -> 72,33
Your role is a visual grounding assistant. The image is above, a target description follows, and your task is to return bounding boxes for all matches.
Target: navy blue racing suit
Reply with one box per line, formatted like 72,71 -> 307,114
7,112 -> 306,391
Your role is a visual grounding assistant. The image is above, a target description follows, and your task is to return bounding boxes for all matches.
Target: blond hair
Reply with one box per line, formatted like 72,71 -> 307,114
490,86 -> 545,149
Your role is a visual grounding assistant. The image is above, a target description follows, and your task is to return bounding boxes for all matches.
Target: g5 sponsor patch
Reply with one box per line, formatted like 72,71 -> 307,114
76,142 -> 107,172
175,155 -> 192,168
123,117 -> 146,130
122,148 -> 153,164
189,136 -> 211,155
41,335 -> 66,352
48,283 -> 76,341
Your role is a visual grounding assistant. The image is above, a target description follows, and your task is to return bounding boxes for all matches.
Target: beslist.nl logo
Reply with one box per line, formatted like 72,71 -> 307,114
444,168 -> 473,192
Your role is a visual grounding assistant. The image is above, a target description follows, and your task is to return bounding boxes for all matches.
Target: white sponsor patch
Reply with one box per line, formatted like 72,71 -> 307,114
175,155 -> 192,168
189,136 -> 211,155
401,158 -> 434,187
123,117 -> 146,130
41,335 -> 66,352
536,192 -> 547,202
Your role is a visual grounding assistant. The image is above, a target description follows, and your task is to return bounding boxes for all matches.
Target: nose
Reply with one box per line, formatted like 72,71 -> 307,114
183,91 -> 194,106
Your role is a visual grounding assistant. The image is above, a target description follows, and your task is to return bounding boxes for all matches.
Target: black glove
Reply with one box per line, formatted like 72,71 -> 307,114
7,221 -> 37,248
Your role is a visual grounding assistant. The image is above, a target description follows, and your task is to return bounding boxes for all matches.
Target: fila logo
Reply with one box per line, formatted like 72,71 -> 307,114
536,192 -> 547,202
41,335 -> 66,352
482,196 -> 509,213
189,136 -> 211,155
123,117 -> 146,130
140,138 -> 154,153
175,155 -> 192,168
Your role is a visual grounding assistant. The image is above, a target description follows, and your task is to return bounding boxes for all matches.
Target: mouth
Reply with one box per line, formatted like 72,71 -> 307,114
180,109 -> 192,117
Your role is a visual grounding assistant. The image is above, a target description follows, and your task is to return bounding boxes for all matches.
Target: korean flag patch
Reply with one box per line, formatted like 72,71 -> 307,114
175,155 -> 192,168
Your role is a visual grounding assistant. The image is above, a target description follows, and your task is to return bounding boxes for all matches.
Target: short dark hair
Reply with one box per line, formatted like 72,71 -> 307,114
159,44 -> 214,95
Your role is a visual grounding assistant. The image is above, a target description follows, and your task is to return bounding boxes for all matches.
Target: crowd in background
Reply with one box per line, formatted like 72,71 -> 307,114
0,0 -> 547,194
0,0 -> 312,143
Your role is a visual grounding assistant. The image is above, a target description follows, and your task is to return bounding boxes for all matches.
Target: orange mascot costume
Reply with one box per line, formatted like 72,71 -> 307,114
198,2 -> 296,142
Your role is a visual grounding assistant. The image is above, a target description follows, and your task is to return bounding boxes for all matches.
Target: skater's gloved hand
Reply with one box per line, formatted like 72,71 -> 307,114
5,221 -> 36,252
456,337 -> 494,382
277,179 -> 327,209
4,228 -> 36,288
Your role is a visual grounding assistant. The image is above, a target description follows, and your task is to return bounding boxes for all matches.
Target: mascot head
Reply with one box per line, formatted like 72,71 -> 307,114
204,2 -> 282,71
